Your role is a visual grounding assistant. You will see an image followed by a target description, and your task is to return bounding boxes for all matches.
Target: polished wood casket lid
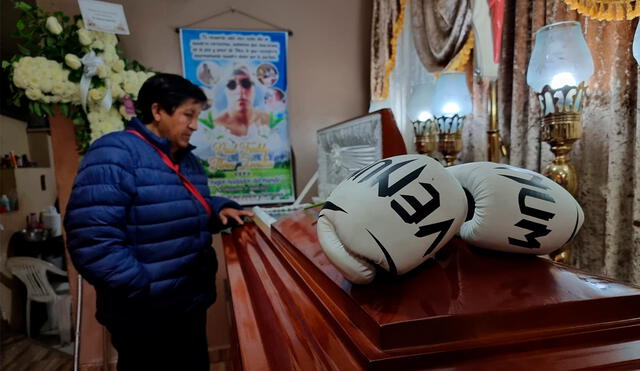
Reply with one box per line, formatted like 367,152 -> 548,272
224,207 -> 640,369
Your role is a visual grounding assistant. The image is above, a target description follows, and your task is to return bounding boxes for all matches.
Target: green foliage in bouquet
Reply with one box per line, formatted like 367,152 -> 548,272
1,1 -> 154,154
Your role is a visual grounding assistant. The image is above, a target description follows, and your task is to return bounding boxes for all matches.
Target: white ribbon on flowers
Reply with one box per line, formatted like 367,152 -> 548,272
80,51 -> 112,112
102,80 -> 113,111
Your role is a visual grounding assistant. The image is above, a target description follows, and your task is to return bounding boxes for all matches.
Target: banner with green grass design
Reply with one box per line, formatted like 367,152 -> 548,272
180,29 -> 294,205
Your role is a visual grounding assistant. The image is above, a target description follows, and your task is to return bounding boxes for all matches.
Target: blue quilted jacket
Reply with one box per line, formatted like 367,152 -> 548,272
64,118 -> 239,327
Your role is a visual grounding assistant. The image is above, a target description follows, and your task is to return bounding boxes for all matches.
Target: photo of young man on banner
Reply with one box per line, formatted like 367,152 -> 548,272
180,29 -> 293,205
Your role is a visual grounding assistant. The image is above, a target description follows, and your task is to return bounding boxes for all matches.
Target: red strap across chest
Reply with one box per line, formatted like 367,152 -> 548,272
126,129 -> 212,217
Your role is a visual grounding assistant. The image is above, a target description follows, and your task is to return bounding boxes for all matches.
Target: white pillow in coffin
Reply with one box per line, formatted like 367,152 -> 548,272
317,154 -> 467,284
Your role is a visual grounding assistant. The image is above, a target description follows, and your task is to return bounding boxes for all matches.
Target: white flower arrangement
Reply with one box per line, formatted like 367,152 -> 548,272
2,1 -> 154,153
12,56 -> 80,104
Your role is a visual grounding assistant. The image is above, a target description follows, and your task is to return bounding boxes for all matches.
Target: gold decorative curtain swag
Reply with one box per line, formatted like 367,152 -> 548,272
411,0 -> 474,73
370,0 -> 407,101
564,0 -> 640,20
369,0 -> 475,101
445,31 -> 475,72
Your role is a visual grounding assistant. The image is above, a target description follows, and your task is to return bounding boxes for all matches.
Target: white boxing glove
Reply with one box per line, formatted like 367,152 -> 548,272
447,162 -> 584,255
317,154 -> 467,284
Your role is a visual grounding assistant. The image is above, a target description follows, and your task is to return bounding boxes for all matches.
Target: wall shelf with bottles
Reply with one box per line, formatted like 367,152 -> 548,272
0,167 -> 55,214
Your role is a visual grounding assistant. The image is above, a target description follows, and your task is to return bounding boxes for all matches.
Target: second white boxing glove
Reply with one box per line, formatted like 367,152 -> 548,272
317,154 -> 467,284
447,162 -> 584,255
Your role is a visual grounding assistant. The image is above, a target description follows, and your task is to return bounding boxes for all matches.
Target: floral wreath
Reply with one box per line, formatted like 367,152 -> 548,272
1,1 -> 154,154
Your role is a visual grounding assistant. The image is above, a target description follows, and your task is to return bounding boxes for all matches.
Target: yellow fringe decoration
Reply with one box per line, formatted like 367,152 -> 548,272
445,31 -> 475,73
564,0 -> 640,20
379,0 -> 407,100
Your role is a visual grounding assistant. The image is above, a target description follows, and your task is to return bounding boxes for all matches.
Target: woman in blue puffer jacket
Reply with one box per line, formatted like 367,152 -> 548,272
64,73 -> 253,371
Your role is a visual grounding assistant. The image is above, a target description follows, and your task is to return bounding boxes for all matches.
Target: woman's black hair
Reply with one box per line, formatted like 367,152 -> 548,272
136,73 -> 207,124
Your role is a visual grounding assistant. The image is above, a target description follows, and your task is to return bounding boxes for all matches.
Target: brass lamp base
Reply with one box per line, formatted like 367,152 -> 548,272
549,244 -> 572,264
541,112 -> 582,264
487,80 -> 507,162
534,83 -> 587,265
415,132 -> 437,156
438,132 -> 462,167
541,112 -> 582,196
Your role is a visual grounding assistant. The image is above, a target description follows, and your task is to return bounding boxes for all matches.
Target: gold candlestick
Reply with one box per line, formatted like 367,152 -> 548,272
536,83 -> 587,264
487,80 -> 507,162
526,21 -> 594,265
536,83 -> 586,196
412,119 -> 438,156
435,114 -> 465,167
438,131 -> 463,167
415,133 -> 438,156
541,112 -> 581,196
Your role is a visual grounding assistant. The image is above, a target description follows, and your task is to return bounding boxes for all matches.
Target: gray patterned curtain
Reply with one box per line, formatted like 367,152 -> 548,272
370,0 -> 406,101
411,0 -> 473,72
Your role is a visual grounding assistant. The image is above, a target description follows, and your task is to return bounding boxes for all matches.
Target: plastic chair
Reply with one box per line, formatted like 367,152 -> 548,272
6,256 -> 71,344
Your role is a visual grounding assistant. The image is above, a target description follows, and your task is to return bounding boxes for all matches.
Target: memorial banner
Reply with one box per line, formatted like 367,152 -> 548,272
180,29 -> 293,205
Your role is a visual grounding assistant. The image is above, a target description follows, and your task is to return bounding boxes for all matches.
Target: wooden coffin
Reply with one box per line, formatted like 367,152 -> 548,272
222,208 -> 640,370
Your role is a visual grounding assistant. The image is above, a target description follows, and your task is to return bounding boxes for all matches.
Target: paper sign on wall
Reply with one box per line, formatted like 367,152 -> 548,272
78,0 -> 129,35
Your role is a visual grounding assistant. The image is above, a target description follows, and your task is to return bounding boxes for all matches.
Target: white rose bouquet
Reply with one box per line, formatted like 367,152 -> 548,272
1,1 -> 154,153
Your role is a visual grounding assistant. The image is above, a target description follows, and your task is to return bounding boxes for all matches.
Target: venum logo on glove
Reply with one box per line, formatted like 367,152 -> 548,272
447,162 -> 584,255
348,158 -> 457,255
497,168 -> 561,249
317,155 -> 467,284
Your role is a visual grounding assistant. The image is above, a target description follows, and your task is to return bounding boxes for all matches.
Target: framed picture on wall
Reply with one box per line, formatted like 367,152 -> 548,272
316,109 -> 407,200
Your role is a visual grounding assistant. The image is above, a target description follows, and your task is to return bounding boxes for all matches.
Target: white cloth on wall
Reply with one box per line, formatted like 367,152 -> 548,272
369,0 -> 435,153
472,0 -> 499,79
